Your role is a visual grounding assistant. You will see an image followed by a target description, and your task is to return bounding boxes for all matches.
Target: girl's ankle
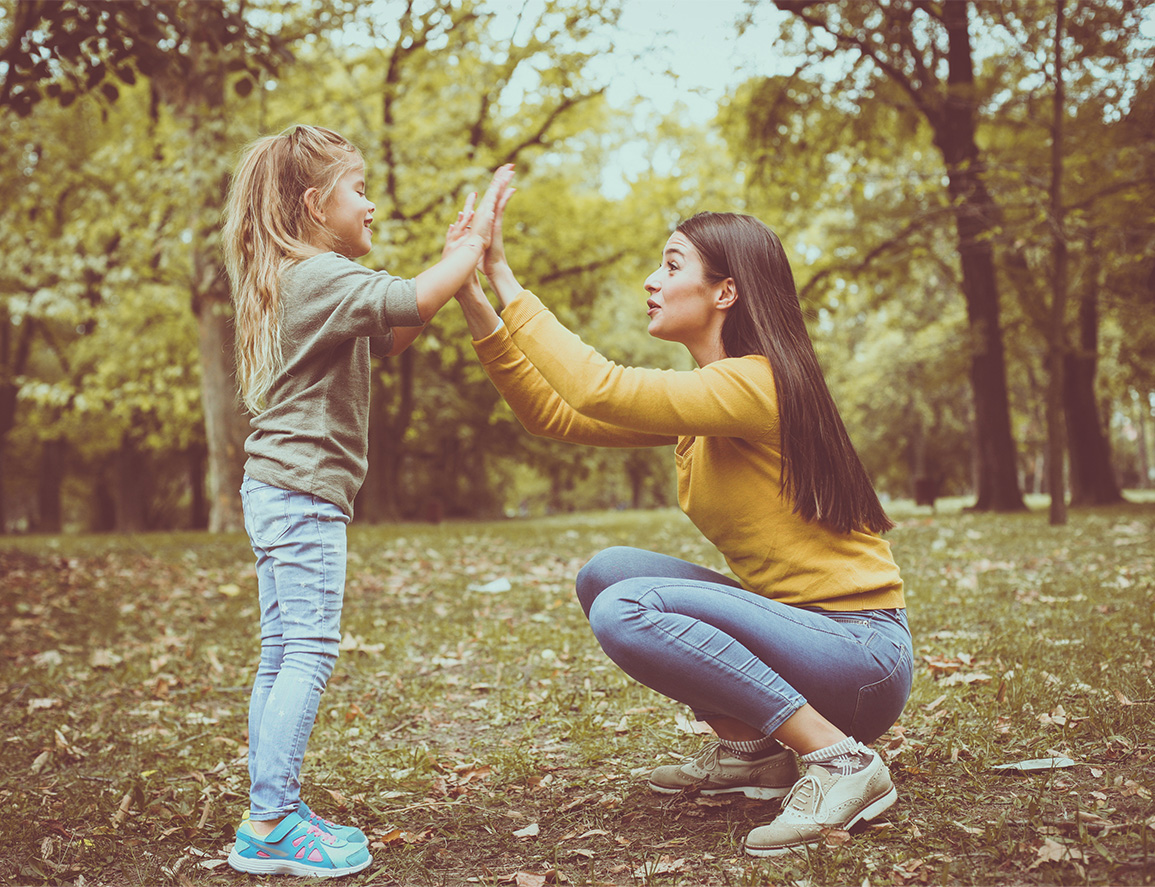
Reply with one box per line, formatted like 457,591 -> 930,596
248,815 -> 285,837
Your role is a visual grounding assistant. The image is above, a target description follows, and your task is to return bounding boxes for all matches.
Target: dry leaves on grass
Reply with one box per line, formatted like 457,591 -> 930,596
633,854 -> 688,882
1029,837 -> 1086,869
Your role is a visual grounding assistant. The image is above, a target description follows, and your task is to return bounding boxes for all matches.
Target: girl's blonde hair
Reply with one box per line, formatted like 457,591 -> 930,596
222,124 -> 363,414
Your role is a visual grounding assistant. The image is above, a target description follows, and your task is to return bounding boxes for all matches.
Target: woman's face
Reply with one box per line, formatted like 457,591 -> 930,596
643,232 -> 726,352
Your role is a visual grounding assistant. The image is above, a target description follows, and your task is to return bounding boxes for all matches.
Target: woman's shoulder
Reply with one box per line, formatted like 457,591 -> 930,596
707,354 -> 774,382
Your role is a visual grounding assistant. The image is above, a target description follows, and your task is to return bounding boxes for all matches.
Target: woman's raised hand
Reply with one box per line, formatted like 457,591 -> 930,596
481,186 -> 515,279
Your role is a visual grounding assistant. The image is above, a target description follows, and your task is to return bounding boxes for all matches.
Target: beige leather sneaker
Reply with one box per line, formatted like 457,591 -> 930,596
744,751 -> 897,856
648,741 -> 799,800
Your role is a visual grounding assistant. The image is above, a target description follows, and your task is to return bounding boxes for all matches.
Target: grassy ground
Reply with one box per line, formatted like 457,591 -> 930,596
1,496 -> 1153,886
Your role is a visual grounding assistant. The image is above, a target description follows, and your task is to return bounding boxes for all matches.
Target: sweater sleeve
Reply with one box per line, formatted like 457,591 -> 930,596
501,290 -> 779,440
473,325 -> 676,448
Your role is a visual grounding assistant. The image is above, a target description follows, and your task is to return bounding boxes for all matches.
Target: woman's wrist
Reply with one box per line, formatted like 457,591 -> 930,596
486,263 -> 521,307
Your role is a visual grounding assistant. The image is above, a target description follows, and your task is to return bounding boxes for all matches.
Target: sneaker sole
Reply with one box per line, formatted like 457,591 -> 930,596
648,781 -> 792,801
743,785 -> 898,857
227,848 -> 371,878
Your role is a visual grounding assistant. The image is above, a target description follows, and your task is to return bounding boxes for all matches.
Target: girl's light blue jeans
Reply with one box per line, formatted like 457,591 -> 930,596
576,546 -> 913,745
240,476 -> 350,821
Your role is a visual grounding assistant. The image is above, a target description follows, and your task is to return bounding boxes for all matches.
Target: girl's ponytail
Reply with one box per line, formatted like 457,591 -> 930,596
221,125 -> 361,414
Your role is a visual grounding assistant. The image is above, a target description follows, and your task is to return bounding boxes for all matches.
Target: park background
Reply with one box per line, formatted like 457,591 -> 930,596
2,2 -> 1154,887
2,0 -> 1153,533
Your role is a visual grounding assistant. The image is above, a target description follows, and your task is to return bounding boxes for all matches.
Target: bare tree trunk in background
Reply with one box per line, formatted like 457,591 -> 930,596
1045,0 -> 1068,525
937,2 -> 1025,512
1064,260 -> 1122,505
196,296 -> 248,531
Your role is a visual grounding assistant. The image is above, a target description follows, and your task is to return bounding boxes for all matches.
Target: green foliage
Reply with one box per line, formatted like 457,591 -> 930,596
2,0 -> 1153,530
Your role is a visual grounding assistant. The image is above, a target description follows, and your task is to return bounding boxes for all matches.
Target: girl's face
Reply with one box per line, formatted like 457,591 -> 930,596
643,232 -> 731,361
318,162 -> 374,258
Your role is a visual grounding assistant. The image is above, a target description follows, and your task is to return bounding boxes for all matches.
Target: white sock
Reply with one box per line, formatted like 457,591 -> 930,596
801,737 -> 872,775
719,735 -> 782,759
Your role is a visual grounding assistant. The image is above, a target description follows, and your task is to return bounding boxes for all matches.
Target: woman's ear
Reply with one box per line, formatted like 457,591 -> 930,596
303,187 -> 325,224
716,278 -> 738,310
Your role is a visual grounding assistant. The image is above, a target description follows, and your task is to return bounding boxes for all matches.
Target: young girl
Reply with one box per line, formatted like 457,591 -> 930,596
452,204 -> 912,858
220,124 -> 512,877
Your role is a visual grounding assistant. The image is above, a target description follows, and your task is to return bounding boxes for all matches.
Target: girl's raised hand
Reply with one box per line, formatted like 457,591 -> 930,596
466,164 -> 515,246
443,191 -> 477,259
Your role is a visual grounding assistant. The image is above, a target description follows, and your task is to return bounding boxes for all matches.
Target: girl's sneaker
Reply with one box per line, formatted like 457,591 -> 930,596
241,803 -> 369,846
298,800 -> 369,846
228,810 -> 371,877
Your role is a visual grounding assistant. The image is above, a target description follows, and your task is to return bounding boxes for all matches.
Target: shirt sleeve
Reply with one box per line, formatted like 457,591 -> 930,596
500,290 -> 779,441
473,325 -> 676,448
286,253 -> 421,345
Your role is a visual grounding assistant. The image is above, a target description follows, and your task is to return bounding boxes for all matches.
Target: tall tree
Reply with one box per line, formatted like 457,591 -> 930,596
1,0 -> 288,530
770,0 -> 1025,510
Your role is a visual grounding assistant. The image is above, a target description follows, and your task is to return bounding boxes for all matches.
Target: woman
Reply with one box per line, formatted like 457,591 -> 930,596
451,204 -> 912,858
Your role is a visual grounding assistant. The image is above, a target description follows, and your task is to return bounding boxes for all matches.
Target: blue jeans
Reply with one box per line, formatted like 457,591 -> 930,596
240,476 -> 350,821
576,547 -> 913,745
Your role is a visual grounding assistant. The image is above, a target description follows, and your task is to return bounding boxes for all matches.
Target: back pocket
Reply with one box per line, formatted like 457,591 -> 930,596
241,480 -> 292,547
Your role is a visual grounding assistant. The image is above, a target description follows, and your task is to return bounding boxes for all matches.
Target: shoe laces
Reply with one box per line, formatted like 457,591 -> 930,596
305,822 -> 338,845
687,740 -> 725,773
782,771 -> 826,817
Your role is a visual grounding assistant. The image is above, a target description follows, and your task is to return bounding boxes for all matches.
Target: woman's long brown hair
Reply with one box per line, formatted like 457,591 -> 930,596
677,211 -> 894,535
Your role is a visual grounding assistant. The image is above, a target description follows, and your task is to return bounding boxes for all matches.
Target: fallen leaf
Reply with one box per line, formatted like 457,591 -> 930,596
90,649 -> 121,669
1029,837 -> 1084,869
374,828 -> 430,845
633,855 -> 686,880
513,822 -> 540,839
823,828 -> 852,847
674,713 -> 714,734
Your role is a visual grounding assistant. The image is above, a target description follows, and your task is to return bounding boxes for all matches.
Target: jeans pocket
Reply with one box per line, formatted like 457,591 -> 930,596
851,642 -> 914,744
241,480 -> 292,547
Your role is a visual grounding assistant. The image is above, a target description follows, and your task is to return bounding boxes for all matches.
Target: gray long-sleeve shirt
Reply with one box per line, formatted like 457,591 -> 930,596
243,252 -> 421,517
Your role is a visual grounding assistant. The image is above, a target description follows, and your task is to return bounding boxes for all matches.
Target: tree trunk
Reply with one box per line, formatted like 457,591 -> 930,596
196,300 -> 248,531
1136,393 -> 1152,489
113,438 -> 150,533
35,438 -> 65,533
363,349 -> 416,522
936,1 -> 1025,512
1045,0 -> 1068,526
1064,289 -> 1122,505
188,443 -> 209,529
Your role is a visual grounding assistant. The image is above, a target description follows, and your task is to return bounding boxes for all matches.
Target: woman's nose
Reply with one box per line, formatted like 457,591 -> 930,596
644,270 -> 660,294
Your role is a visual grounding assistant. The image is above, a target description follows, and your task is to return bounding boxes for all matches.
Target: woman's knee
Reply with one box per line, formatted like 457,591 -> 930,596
575,546 -> 641,617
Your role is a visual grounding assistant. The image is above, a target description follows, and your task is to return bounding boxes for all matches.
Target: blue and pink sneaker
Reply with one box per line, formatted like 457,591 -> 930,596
241,802 -> 369,846
298,800 -> 369,846
227,810 -> 371,877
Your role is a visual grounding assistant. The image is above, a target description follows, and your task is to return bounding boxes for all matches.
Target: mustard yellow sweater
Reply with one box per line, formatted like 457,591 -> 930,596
473,290 -> 904,612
